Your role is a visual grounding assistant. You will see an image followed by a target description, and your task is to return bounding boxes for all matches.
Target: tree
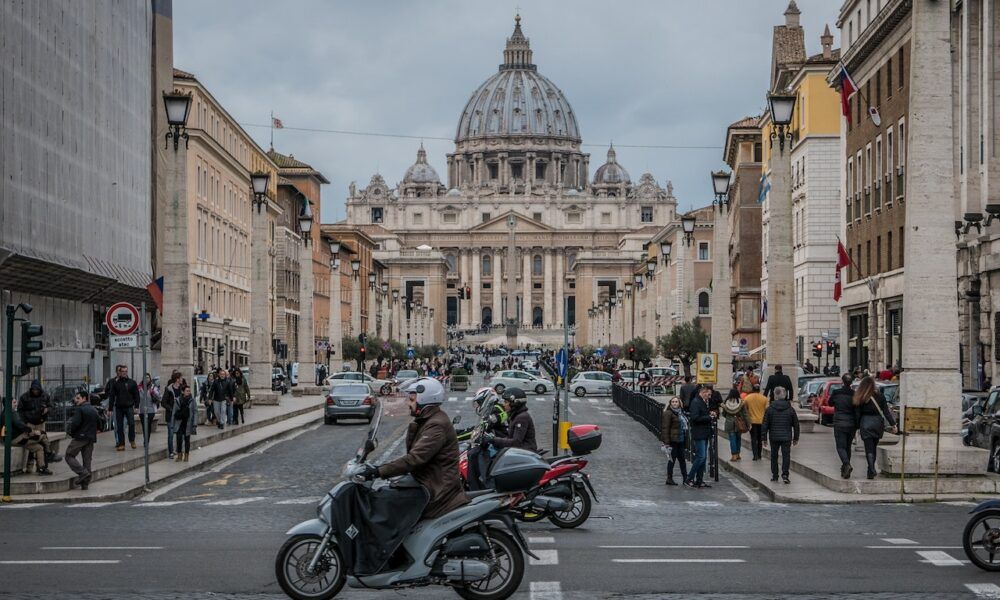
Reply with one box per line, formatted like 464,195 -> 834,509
625,337 -> 654,364
657,319 -> 709,377
341,337 -> 361,361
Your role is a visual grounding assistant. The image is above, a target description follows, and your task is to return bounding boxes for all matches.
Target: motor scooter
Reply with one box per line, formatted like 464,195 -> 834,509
964,499 -> 1000,571
275,402 -> 546,600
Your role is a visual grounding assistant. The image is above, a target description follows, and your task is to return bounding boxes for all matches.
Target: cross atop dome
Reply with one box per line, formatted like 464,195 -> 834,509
502,13 -> 535,71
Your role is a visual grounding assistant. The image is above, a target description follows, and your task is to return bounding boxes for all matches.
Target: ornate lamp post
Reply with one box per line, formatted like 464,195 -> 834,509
247,169 -> 277,402
162,90 -> 192,151
681,214 -> 697,246
711,169 -> 733,212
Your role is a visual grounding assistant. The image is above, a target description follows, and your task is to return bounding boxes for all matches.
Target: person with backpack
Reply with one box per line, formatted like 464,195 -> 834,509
173,384 -> 197,462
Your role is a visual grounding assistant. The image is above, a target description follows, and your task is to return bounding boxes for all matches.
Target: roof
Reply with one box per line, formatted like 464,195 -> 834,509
806,47 -> 841,64
267,149 -> 331,183
728,115 -> 761,129
173,67 -> 196,80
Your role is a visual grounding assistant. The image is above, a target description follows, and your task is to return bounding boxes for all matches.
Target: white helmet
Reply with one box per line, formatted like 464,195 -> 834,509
401,377 -> 444,407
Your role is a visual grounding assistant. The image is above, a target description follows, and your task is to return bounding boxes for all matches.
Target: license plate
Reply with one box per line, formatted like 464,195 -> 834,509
337,399 -> 359,407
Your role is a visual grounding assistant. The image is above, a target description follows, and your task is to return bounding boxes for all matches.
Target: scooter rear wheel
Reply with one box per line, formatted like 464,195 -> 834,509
964,510 -> 1000,571
548,486 -> 592,529
455,528 -> 524,600
275,534 -> 346,600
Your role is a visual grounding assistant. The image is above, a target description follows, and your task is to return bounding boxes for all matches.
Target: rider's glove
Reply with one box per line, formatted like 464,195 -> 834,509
480,433 -> 495,447
359,463 -> 379,481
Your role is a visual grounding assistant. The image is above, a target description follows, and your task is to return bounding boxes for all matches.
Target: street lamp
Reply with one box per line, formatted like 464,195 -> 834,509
681,215 -> 696,246
392,289 -> 399,303
624,282 -> 633,298
162,89 -> 192,151
368,272 -> 376,289
768,91 -> 796,153
646,259 -> 656,279
381,282 -> 389,295
250,171 -> 270,213
634,273 -> 644,289
298,196 -> 313,246
350,259 -> 361,279
711,169 -> 732,212
660,241 -> 672,265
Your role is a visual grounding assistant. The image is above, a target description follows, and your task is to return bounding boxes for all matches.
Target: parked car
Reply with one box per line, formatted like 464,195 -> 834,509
645,366 -> 678,379
324,382 -> 377,424
324,371 -> 394,396
810,380 -> 843,426
570,371 -> 614,397
394,369 -> 419,384
798,377 -> 838,409
963,391 -> 990,413
491,370 -> 555,395
968,387 -> 1000,471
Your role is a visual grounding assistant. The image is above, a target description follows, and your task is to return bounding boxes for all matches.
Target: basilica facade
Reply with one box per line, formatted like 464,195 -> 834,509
341,16 -> 682,347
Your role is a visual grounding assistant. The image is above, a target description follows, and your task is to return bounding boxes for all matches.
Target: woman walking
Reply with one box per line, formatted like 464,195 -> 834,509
137,373 -> 159,447
173,384 -> 197,462
660,397 -> 689,486
720,388 -> 750,461
232,369 -> 251,425
854,376 -> 897,479
161,371 -> 182,459
828,374 -> 860,478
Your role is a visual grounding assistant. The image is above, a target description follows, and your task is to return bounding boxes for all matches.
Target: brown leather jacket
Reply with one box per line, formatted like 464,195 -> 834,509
378,405 -> 470,519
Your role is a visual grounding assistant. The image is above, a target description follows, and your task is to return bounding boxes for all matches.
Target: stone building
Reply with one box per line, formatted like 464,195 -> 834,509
341,16 -> 679,348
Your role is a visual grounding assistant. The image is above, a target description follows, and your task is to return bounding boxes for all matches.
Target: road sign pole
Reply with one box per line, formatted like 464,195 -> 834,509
140,302 -> 150,489
3,305 -> 16,502
933,408 -> 941,502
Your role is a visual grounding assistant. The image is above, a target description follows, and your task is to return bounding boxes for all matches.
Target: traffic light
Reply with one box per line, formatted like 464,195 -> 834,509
458,287 -> 465,300
358,333 -> 366,345
19,321 -> 43,376
360,345 -> 366,360
191,315 -> 198,348
628,346 -> 636,361
812,342 -> 823,358
465,286 -> 472,299
826,340 -> 834,353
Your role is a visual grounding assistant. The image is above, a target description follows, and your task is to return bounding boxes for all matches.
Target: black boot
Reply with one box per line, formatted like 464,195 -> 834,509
866,453 -> 877,479
666,461 -> 677,485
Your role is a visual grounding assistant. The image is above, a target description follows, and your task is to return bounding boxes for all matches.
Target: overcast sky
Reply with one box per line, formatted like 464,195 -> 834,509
173,0 -> 840,223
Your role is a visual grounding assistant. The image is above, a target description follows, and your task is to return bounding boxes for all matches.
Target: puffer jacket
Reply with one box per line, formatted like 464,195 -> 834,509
762,398 -> 800,443
660,406 -> 687,444
828,386 -> 860,431
721,399 -> 750,434
491,404 -> 537,452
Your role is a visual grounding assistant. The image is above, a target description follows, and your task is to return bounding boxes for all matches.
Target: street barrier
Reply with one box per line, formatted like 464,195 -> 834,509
611,384 -> 664,438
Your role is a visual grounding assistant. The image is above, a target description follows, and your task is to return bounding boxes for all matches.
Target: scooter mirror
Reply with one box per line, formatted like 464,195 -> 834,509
365,439 -> 377,454
453,415 -> 462,425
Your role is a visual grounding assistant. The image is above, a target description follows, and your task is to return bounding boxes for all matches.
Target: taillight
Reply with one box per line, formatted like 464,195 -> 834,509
326,396 -> 334,405
363,396 -> 373,406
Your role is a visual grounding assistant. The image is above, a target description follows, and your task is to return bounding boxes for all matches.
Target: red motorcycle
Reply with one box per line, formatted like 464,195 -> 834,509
460,424 -> 601,529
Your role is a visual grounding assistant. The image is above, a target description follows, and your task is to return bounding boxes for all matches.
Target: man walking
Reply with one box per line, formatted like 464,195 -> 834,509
211,369 -> 232,430
763,364 -> 793,402
743,383 -> 769,461
106,365 -> 140,451
762,387 -> 799,484
65,390 -> 99,490
685,386 -> 715,489
679,375 -> 698,409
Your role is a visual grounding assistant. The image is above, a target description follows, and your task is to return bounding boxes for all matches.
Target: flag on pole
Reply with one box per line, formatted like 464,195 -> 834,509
837,65 -> 858,125
147,276 -> 164,313
271,116 -> 284,129
833,241 -> 850,301
757,171 -> 770,204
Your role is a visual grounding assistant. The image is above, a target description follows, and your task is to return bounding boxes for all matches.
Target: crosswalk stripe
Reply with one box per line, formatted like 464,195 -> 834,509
529,549 -> 559,566
534,397 -> 545,402
882,538 -> 918,545
66,502 -> 126,508
448,397 -> 457,402
530,581 -> 562,600
134,501 -> 193,507
588,399 -> 598,403
205,497 -> 268,506
916,550 -> 964,566
966,583 -> 1000,598
685,501 -> 722,507
529,537 -> 555,544
613,558 -> 745,563
1,503 -> 53,509
276,497 -> 323,505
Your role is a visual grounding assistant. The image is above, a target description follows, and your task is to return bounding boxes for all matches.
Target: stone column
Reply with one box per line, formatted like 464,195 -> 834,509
543,249 -> 553,327
881,0 -> 984,474
250,202 -> 278,404
459,249 -> 470,327
350,273 -> 361,337
328,259 -> 342,367
367,275 -> 378,337
160,141 -> 194,383
711,208 -> 733,388
764,135 -> 797,395
522,251 -> 532,325
471,248 -> 481,327
493,249 -> 503,326
297,240 -> 317,392
555,250 -> 565,328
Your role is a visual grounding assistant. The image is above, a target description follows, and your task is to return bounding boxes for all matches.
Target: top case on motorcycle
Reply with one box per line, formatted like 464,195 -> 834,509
329,480 -> 429,577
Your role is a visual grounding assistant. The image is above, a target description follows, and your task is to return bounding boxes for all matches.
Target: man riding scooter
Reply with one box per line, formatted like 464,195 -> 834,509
483,388 -> 537,452
464,388 -> 509,491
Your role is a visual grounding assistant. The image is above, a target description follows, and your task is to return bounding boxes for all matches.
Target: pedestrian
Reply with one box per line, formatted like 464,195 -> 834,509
6,403 -> 53,475
828,373 -> 860,479
232,368 -> 250,425
202,371 -> 216,424
854,376 -> 897,479
211,369 -> 231,430
173,384 -> 197,462
679,375 -> 697,409
743,384 -> 768,461
761,387 -> 799,484
161,371 -> 182,459
65,389 -> 99,490
106,364 -> 140,451
720,388 -> 750,462
137,373 -> 159,446
16,379 -> 61,467
685,386 -> 715,489
659,397 -> 689,486
763,364 -> 793,402
737,367 -> 757,395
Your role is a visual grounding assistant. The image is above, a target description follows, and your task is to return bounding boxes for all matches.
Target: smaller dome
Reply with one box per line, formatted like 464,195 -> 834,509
565,188 -> 579,196
446,188 -> 461,197
593,145 -> 630,185
403,145 -> 441,184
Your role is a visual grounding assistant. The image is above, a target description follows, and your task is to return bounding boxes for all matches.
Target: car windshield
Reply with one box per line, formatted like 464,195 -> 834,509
331,384 -> 369,395
880,385 -> 899,404
397,370 -> 418,379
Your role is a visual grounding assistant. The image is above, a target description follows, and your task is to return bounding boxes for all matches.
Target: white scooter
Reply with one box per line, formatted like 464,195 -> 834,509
275,402 -> 548,600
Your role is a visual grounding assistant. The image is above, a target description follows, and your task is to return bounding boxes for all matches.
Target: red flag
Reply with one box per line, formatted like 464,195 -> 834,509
272,116 -> 284,129
147,276 -> 164,313
838,66 -> 858,125
834,241 -> 850,301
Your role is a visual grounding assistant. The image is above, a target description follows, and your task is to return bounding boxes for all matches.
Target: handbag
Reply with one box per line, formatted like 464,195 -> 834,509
867,395 -> 896,435
734,414 -> 750,434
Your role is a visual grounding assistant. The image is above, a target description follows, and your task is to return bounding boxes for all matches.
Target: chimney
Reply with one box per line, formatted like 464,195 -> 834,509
784,0 -> 801,28
821,24 -> 833,59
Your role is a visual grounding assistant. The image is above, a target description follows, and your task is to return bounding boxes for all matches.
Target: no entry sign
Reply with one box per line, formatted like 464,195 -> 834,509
106,302 -> 140,336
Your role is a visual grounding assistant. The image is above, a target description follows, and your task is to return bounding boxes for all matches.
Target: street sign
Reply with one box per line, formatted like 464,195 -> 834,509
105,302 -> 139,336
904,406 -> 940,433
696,352 -> 718,384
594,347 -> 605,357
407,347 -> 415,359
556,348 -> 568,378
109,334 -> 138,349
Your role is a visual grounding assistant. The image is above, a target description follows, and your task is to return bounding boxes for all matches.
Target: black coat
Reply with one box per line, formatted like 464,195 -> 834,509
17,389 -> 49,425
688,396 -> 713,441
858,393 -> 896,440
764,373 -> 794,401
679,383 -> 698,408
68,403 -> 99,443
106,376 -> 140,411
762,399 -> 800,443
828,386 -> 859,431
492,405 -> 537,452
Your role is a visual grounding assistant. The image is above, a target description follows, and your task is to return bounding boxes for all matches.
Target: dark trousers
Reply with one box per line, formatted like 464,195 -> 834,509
232,404 -> 245,425
175,431 -> 191,454
834,428 -> 856,466
863,437 -> 880,476
770,440 -> 791,478
689,438 -> 708,483
114,407 -> 135,446
139,413 -> 155,445
64,438 -> 94,479
750,424 -> 763,459
466,445 -> 492,491
205,401 -> 215,423
667,441 -> 687,481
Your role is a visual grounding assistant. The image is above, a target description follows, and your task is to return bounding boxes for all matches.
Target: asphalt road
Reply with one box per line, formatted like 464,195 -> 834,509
1,366 -> 998,599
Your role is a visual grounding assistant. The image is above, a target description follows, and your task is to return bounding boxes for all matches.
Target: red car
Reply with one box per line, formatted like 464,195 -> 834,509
810,380 -> 842,426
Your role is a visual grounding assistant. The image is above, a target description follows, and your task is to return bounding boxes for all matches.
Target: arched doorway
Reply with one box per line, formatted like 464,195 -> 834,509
532,306 -> 543,327
482,306 -> 493,327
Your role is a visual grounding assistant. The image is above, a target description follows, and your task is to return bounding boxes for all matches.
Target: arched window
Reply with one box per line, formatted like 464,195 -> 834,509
533,254 -> 543,276
482,254 -> 491,274
567,252 -> 577,269
698,291 -> 710,315
532,306 -> 543,327
482,307 -> 493,327
445,253 -> 457,271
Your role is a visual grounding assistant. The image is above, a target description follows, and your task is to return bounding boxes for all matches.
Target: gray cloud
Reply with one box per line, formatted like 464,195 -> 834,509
173,0 -> 839,222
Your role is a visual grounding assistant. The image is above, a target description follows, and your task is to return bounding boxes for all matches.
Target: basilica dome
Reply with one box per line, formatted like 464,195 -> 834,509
455,16 -> 581,144
593,145 -> 630,185
402,145 -> 441,184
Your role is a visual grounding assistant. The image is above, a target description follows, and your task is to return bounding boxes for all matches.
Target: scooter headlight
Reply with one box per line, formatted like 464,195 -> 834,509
317,496 -> 331,524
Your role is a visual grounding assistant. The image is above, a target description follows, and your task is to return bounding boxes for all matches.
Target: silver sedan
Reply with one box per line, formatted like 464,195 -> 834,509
324,383 -> 377,424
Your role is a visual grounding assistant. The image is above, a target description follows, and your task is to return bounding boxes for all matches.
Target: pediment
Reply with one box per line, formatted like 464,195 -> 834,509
470,210 -> 555,233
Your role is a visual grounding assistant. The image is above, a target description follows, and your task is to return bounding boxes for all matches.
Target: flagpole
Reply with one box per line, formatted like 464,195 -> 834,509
836,235 -> 879,370
270,110 -> 274,150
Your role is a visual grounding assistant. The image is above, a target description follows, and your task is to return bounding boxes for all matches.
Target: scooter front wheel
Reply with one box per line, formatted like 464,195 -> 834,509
275,534 -> 346,600
548,485 -> 592,529
455,528 -> 524,600
964,510 -> 1000,571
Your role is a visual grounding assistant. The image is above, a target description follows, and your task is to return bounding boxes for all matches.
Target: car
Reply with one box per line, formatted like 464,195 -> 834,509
394,369 -> 419,384
324,371 -> 394,396
570,371 -> 614,397
963,392 -> 990,413
645,366 -> 678,379
810,379 -> 843,426
523,368 -> 543,378
968,387 -> 1000,471
798,377 -> 839,409
324,382 -> 377,424
490,370 -> 555,395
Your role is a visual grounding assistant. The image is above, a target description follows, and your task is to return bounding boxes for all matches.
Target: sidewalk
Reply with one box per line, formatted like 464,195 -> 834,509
2,395 -> 325,503
718,416 -> 1000,503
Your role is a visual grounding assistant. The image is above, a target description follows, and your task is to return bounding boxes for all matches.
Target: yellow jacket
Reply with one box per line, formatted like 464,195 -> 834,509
744,392 -> 769,425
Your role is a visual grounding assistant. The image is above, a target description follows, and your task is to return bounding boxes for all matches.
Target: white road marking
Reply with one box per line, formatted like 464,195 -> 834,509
66,502 -> 127,508
867,545 -> 961,549
588,399 -> 599,404
132,501 -> 195,507
601,545 -> 748,549
42,546 -> 162,550
721,471 -> 760,503
375,430 -> 408,464
568,406 -> 576,416
530,581 -> 562,600
529,549 -> 559,565
0,560 -> 120,564
276,497 -> 323,505
598,412 -> 626,417
570,398 -> 579,403
615,499 -> 658,508
448,397 -> 457,402
613,558 -> 745,563
534,397 -> 545,402
966,583 -> 1000,598
529,537 -> 555,544
205,497 -> 268,506
916,550 -> 964,566
0,503 -> 53,509
685,501 -> 722,507
882,538 -> 918,545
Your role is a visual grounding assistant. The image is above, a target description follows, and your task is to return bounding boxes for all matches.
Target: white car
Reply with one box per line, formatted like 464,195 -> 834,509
324,371 -> 394,396
491,370 -> 555,395
570,371 -> 614,397
645,366 -> 678,379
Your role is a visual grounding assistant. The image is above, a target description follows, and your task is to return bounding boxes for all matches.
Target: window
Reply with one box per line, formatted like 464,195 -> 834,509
874,136 -> 882,210
413,212 -> 423,225
640,206 -> 653,223
488,163 -> 498,180
483,282 -> 491,290
533,282 -> 542,289
532,212 -> 542,222
567,212 -> 582,224
442,212 -> 457,224
535,162 -> 546,180
875,69 -> 881,110
886,128 -> 894,202
886,57 -> 893,98
898,47 -> 904,90
698,292 -> 710,315
482,254 -> 491,273
866,240 -> 871,275
876,235 -> 882,272
532,254 -> 543,276
511,163 -> 523,180
899,226 -> 904,268
698,242 -> 710,261
754,143 -> 762,162
371,207 -> 383,223
601,212 -> 611,225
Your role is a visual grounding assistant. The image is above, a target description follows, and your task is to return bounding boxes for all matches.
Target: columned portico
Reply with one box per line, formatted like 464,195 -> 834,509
471,248 -> 481,327
521,251 -> 531,325
543,249 -> 553,327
